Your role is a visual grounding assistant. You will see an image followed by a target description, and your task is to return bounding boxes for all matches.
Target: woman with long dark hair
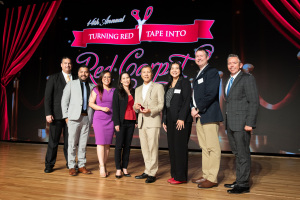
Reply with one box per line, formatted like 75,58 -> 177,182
89,70 -> 115,178
112,72 -> 137,178
162,61 -> 192,184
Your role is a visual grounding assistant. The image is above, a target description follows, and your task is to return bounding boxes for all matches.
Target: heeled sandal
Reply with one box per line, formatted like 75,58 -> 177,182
99,165 -> 107,178
104,164 -> 110,176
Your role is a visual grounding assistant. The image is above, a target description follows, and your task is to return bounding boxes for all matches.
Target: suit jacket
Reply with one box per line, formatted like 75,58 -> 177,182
61,79 -> 94,121
162,77 -> 193,124
44,72 -> 77,120
225,71 -> 259,131
134,81 -> 165,128
193,64 -> 223,124
112,88 -> 137,126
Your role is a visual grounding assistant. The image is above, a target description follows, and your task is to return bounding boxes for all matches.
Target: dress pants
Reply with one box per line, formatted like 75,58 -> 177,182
139,125 -> 160,176
166,108 -> 191,181
115,120 -> 135,170
68,115 -> 90,169
45,119 -> 68,168
227,128 -> 251,187
196,120 -> 221,183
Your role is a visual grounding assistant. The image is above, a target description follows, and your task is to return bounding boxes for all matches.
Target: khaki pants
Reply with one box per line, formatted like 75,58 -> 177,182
196,120 -> 221,183
139,126 -> 160,176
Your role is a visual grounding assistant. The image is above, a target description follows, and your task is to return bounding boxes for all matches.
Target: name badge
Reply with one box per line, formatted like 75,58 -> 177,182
198,78 -> 203,84
174,89 -> 181,94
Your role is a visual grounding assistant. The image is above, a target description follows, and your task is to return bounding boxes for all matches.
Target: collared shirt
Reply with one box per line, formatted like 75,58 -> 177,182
142,81 -> 152,102
192,64 -> 208,108
80,81 -> 90,113
62,71 -> 72,82
225,70 -> 241,95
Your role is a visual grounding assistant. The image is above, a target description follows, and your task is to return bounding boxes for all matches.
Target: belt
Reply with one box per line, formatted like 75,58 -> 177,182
81,113 -> 88,116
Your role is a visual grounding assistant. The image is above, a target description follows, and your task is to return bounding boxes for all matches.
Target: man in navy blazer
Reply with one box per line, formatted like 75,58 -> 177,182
224,54 -> 259,194
191,48 -> 223,188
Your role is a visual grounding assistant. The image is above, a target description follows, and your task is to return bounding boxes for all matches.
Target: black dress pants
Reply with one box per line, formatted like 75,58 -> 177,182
166,109 -> 192,181
114,120 -> 135,170
45,119 -> 68,168
227,128 -> 251,187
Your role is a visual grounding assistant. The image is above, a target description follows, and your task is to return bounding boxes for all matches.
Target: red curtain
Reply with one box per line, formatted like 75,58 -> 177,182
254,0 -> 300,49
1,0 -> 62,140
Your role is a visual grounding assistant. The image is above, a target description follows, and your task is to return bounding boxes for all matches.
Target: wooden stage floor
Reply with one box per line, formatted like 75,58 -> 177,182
0,142 -> 299,200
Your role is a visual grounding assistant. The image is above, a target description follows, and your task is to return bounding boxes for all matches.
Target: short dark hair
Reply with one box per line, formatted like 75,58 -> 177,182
141,65 -> 153,75
78,64 -> 89,72
61,56 -> 72,63
195,47 -> 209,57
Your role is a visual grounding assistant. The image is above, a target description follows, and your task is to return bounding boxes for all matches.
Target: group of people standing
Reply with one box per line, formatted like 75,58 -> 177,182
44,47 -> 259,195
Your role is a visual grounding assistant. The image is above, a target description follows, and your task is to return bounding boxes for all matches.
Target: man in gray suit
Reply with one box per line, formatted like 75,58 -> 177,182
61,65 -> 94,176
224,54 -> 259,194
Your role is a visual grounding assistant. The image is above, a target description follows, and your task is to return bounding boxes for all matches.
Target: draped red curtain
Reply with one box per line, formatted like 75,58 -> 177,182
1,0 -> 62,140
254,0 -> 300,49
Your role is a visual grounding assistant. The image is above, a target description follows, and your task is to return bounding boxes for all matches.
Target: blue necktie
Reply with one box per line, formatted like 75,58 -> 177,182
227,77 -> 234,95
83,82 -> 87,110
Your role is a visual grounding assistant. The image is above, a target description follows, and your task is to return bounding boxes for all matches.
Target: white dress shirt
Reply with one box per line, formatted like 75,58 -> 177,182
225,70 -> 241,95
62,71 -> 72,82
142,81 -> 152,102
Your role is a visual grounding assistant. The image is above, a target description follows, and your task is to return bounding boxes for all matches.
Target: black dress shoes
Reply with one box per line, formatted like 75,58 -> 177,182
224,181 -> 237,188
44,167 -> 53,173
135,173 -> 148,179
227,186 -> 250,194
145,176 -> 156,183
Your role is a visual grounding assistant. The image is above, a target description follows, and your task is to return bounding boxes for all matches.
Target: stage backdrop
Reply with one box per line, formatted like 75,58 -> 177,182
9,0 -> 300,155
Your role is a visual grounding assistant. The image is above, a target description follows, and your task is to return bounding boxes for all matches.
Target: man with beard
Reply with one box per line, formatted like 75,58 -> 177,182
61,65 -> 94,176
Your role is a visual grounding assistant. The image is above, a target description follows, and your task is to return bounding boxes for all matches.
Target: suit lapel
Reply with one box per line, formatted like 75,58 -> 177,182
59,72 -> 67,87
227,72 -> 243,98
144,82 -> 154,104
193,64 -> 210,86
76,79 -> 83,102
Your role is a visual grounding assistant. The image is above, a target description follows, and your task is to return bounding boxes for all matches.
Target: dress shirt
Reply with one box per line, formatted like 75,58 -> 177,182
225,70 -> 241,95
142,81 -> 152,102
62,71 -> 72,82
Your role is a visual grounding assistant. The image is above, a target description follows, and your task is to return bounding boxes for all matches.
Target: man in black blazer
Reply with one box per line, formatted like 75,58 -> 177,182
44,57 -> 76,173
224,54 -> 259,194
191,48 -> 223,188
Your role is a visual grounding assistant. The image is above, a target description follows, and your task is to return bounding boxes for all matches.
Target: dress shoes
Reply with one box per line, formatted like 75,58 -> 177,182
145,176 -> 156,183
224,181 -> 237,188
198,180 -> 218,188
167,178 -> 174,183
170,179 -> 187,184
44,167 -> 53,173
135,173 -> 148,179
78,167 -> 92,174
227,186 -> 250,194
69,168 -> 77,176
191,177 -> 207,184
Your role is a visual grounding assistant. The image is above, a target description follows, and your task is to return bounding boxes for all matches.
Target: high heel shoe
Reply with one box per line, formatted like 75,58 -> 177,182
122,168 -> 131,177
99,165 -> 107,178
115,169 -> 122,179
104,164 -> 110,176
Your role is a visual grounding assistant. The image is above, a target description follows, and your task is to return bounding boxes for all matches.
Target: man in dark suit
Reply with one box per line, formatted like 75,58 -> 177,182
44,57 -> 76,173
191,48 -> 223,188
224,54 -> 259,194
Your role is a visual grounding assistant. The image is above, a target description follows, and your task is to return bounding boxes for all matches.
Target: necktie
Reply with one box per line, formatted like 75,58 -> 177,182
227,77 -> 234,95
66,74 -> 71,82
83,82 -> 87,110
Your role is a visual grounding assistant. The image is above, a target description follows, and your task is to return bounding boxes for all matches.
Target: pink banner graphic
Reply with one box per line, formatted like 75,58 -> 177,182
72,20 -> 214,47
